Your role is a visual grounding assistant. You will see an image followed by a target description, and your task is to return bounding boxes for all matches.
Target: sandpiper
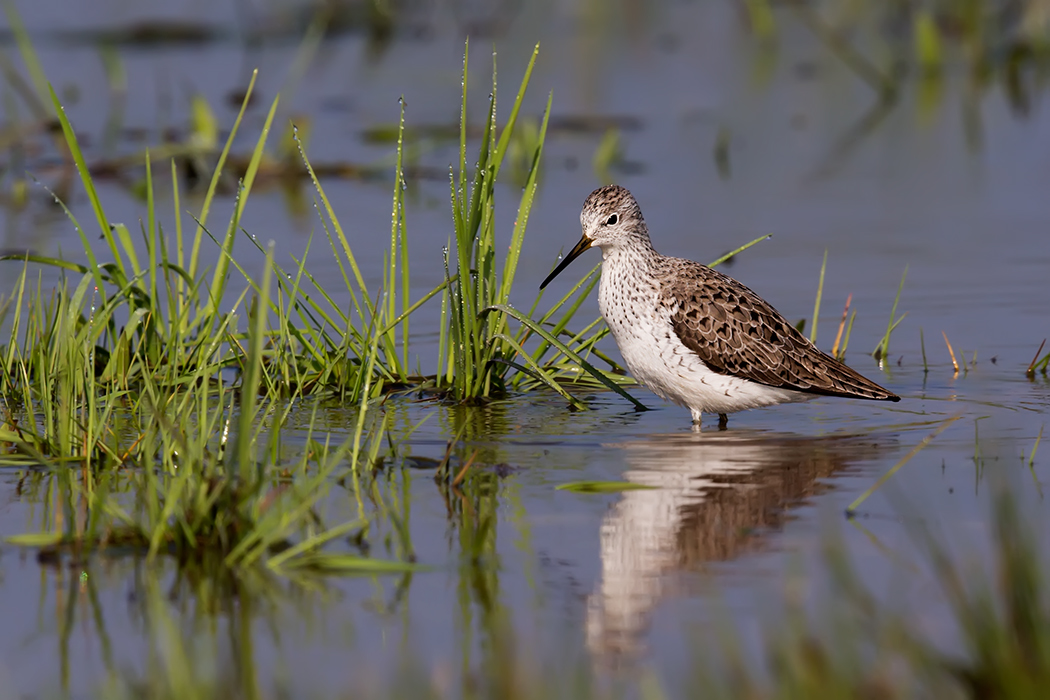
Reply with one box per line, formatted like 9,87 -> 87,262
540,185 -> 900,428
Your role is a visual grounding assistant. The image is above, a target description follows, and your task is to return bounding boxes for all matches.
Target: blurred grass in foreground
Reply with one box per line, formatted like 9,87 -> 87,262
76,483 -> 1050,699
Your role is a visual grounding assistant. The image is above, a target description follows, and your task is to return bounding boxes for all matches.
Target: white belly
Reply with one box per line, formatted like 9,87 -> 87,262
598,273 -> 806,418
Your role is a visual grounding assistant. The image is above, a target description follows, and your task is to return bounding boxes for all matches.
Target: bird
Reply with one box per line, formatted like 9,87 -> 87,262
540,184 -> 900,428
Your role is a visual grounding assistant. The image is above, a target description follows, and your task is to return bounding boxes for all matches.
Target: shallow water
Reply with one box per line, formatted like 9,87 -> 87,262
2,0 -> 1050,696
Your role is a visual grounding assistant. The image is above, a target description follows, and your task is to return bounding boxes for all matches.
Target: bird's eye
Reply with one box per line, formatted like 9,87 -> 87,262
605,213 -> 618,226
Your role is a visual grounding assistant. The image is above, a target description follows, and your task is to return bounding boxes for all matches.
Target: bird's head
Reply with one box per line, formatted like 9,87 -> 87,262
540,185 -> 649,290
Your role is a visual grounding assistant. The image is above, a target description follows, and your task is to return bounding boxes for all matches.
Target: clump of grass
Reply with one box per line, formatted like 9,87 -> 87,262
0,71 -> 435,472
2,75 -> 273,398
433,43 -> 641,409
0,72 -> 421,579
5,248 -> 417,578
436,42 -> 551,402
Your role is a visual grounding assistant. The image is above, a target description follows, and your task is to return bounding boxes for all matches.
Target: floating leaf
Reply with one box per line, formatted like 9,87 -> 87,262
556,480 -> 657,493
275,552 -> 424,575
6,532 -> 64,547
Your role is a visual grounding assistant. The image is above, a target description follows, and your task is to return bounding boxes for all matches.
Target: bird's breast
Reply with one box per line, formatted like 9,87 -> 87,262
598,263 -> 674,376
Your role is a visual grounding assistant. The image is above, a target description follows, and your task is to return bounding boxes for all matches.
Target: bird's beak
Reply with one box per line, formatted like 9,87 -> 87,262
540,235 -> 593,290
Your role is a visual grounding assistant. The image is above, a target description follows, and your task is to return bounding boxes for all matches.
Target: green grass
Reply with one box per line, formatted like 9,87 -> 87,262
436,41 -> 550,402
0,45 -> 430,579
872,266 -> 908,365
3,242 -> 419,577
1028,339 -> 1049,376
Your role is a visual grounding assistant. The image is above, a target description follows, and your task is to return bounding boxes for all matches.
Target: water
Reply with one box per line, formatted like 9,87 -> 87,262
2,0 -> 1049,696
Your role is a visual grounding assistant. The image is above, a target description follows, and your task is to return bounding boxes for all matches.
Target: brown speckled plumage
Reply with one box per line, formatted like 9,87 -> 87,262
662,261 -> 896,400
540,184 -> 900,426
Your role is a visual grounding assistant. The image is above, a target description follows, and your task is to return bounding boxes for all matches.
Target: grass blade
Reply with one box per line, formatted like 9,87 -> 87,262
846,416 -> 961,515
486,303 -> 647,411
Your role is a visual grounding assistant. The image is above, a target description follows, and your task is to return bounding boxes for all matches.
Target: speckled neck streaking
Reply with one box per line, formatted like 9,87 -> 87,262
542,184 -> 900,428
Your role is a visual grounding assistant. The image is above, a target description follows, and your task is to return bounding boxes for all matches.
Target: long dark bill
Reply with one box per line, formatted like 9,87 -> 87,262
539,236 -> 593,290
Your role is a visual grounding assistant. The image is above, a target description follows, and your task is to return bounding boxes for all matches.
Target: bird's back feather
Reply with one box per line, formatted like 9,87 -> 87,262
660,259 -> 900,402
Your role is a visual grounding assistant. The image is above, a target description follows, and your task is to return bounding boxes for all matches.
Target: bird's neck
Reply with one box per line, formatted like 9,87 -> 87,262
601,229 -> 659,272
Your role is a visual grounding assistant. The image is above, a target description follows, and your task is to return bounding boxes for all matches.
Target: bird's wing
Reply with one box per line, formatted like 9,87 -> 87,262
662,260 -> 899,401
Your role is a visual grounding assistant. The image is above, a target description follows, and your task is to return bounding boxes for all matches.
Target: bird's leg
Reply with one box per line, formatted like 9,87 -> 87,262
718,413 -> 728,430
690,407 -> 703,426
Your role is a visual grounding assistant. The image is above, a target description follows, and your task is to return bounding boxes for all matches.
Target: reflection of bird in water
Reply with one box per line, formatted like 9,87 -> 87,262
586,430 -> 894,663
